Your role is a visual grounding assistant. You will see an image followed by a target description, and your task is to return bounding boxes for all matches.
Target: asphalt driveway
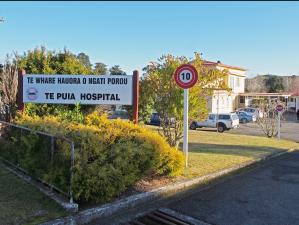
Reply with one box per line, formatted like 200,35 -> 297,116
166,151 -> 299,225
228,121 -> 299,143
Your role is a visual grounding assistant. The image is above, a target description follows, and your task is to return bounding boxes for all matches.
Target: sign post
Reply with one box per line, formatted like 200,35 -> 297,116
276,104 -> 284,140
132,70 -> 139,124
174,64 -> 198,167
278,112 -> 281,140
17,69 -> 26,112
183,88 -> 188,166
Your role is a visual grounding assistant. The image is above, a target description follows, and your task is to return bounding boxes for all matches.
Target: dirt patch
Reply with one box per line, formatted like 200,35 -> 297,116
134,175 -> 176,192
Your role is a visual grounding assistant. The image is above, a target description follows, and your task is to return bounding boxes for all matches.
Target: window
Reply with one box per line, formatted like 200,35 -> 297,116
209,114 -> 215,120
151,113 -> 159,120
218,114 -> 230,120
239,96 -> 245,104
236,77 -> 240,87
245,108 -> 255,113
229,76 -> 234,89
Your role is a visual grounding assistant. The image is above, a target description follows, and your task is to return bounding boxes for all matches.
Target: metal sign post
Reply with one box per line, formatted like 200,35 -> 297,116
276,104 -> 284,140
278,111 -> 281,140
174,64 -> 198,167
183,89 -> 189,167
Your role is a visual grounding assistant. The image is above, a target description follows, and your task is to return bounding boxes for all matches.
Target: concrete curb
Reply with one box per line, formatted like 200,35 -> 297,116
41,148 -> 295,225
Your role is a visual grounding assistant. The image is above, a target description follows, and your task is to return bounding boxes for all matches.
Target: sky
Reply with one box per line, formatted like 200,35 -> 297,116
1,1 -> 299,77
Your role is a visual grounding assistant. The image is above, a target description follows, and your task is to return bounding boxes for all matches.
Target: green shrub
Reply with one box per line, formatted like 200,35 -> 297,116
24,103 -> 84,124
8,113 -> 184,203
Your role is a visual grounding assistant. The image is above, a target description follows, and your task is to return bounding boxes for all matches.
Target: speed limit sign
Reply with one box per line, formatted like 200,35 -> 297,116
173,64 -> 199,168
174,64 -> 198,89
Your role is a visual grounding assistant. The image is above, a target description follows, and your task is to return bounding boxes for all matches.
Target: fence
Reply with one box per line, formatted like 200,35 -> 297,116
0,121 -> 75,203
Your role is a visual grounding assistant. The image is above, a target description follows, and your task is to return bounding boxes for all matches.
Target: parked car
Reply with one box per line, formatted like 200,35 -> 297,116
236,111 -> 256,123
237,107 -> 263,118
148,112 -> 161,126
147,113 -> 176,126
109,110 -> 129,120
190,112 -> 239,133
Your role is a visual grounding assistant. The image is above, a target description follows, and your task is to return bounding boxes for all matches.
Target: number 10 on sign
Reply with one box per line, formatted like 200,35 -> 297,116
174,64 -> 198,167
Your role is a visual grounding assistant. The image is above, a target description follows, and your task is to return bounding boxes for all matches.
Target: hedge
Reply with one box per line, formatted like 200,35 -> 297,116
5,113 -> 184,203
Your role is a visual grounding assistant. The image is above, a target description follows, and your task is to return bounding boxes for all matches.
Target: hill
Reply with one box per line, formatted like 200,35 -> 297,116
245,75 -> 299,93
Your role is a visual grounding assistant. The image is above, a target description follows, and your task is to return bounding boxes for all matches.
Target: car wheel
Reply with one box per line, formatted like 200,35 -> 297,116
189,122 -> 197,130
217,124 -> 225,133
241,118 -> 248,123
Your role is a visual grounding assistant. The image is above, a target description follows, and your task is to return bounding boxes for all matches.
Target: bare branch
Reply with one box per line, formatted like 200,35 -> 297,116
0,55 -> 18,121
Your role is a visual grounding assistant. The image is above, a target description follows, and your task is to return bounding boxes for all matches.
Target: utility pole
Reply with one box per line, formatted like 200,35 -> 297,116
216,90 -> 219,133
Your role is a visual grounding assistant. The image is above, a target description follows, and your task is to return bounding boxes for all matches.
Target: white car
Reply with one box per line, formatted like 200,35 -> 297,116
190,113 -> 240,133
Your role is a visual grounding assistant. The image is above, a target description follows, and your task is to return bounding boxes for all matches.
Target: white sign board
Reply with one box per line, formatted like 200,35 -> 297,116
23,75 -> 133,105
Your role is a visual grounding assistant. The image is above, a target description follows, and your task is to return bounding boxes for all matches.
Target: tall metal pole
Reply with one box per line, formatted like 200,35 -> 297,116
278,112 -> 281,140
183,89 -> 189,167
216,90 -> 219,133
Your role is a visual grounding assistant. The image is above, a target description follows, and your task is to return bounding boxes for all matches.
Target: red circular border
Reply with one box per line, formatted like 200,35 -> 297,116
276,104 -> 284,112
174,64 -> 198,89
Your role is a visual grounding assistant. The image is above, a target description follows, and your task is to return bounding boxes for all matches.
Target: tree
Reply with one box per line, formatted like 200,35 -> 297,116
289,75 -> 299,93
141,53 -> 228,147
77,52 -> 92,70
16,46 -> 94,116
257,100 -> 283,138
17,46 -> 93,75
109,65 -> 126,75
265,75 -> 285,93
0,55 -> 18,121
94,62 -> 108,75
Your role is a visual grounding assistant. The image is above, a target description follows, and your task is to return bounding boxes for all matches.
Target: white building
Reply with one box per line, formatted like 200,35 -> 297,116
203,60 -> 247,113
287,92 -> 299,113
201,60 -> 299,114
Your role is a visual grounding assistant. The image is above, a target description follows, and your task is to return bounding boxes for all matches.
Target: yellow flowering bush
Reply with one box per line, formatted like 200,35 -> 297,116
12,113 -> 184,203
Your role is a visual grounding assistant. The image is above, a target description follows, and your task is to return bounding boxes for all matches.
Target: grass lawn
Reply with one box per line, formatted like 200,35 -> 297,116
145,125 -> 299,180
182,130 -> 299,178
0,164 -> 67,225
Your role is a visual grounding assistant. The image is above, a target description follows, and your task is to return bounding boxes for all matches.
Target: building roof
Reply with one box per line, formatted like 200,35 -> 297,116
291,91 -> 299,97
203,60 -> 247,71
239,92 -> 292,97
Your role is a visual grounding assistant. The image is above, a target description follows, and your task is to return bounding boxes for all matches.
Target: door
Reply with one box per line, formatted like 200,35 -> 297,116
207,114 -> 216,127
